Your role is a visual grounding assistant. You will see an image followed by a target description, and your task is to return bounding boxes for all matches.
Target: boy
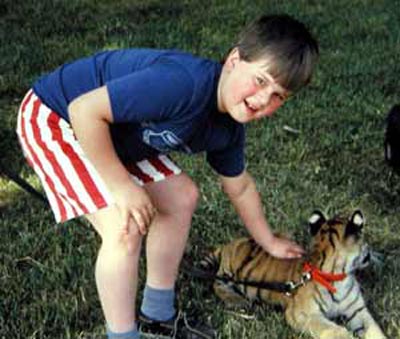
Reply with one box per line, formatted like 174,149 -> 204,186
16,14 -> 318,338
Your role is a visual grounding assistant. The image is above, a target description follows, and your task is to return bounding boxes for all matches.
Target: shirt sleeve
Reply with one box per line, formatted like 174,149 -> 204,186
106,60 -> 194,123
206,124 -> 246,177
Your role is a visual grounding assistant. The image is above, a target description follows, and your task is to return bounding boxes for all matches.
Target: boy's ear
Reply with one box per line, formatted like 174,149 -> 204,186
308,210 -> 326,236
225,48 -> 240,70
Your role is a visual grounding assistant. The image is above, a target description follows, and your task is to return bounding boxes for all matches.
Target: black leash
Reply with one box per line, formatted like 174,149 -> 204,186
215,273 -> 294,294
0,164 -> 48,205
185,265 -> 310,296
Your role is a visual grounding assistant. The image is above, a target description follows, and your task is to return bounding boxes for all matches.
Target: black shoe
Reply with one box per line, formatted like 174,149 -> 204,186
138,310 -> 217,339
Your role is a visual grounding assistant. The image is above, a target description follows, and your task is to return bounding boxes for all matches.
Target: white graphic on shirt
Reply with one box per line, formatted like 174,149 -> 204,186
142,129 -> 192,154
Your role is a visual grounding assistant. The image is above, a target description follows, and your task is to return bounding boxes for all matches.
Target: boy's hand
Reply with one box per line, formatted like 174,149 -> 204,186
264,235 -> 305,259
113,183 -> 156,235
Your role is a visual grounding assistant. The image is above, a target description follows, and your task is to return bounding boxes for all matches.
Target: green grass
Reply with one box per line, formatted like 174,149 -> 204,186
1,0 -> 400,337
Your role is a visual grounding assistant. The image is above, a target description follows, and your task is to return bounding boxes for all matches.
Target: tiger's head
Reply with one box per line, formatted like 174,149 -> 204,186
308,209 -> 371,274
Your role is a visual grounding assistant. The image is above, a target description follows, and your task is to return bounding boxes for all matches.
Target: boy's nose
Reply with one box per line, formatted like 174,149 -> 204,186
256,88 -> 272,107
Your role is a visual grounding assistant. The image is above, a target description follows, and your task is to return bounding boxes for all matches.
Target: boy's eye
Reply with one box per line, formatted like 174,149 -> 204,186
275,93 -> 286,101
255,76 -> 266,86
274,92 -> 290,102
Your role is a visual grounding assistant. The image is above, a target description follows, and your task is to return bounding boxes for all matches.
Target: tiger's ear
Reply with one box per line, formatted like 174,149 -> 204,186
309,210 -> 326,236
345,209 -> 364,237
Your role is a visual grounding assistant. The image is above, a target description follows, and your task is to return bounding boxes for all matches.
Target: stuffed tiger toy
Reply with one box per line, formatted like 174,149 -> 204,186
200,210 -> 386,339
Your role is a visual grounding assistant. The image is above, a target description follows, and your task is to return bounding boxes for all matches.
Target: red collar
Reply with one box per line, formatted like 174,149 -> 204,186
303,262 -> 347,293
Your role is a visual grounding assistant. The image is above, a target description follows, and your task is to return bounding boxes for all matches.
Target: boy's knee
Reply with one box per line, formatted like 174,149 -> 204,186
149,174 -> 199,216
166,177 -> 199,217
86,207 -> 142,256
100,230 -> 142,257
178,178 -> 199,212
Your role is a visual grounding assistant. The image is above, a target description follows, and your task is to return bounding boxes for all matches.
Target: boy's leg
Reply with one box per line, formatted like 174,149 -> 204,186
139,173 -> 217,338
85,205 -> 143,334
86,173 -> 198,334
144,173 -> 199,289
139,173 -> 198,323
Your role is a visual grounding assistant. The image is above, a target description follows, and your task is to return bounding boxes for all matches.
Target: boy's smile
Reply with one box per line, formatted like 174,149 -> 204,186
218,48 -> 289,123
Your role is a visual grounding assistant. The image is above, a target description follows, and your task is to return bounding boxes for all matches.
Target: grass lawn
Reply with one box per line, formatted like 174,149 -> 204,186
1,0 -> 400,337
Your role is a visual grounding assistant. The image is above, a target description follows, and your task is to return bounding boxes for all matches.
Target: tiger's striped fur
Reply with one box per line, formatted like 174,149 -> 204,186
202,210 -> 386,339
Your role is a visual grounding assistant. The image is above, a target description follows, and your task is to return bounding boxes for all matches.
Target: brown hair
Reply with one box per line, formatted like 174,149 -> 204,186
236,15 -> 319,92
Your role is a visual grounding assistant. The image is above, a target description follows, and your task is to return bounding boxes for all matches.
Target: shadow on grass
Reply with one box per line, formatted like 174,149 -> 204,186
354,160 -> 400,214
0,141 -> 48,220
0,184 -> 48,223
0,187 -> 103,338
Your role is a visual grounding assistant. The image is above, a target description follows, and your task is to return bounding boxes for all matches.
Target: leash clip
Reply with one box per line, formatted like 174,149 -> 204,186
285,272 -> 312,297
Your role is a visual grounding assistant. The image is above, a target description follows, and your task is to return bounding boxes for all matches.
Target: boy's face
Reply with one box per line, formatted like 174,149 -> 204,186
218,49 -> 289,123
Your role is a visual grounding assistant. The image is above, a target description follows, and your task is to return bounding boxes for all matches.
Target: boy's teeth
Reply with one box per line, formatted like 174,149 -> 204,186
245,100 -> 256,110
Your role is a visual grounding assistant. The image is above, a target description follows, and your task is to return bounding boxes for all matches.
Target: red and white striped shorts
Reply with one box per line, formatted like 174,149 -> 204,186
16,89 -> 181,223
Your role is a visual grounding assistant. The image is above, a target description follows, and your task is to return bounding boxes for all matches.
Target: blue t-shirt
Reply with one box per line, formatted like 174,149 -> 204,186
33,49 -> 245,176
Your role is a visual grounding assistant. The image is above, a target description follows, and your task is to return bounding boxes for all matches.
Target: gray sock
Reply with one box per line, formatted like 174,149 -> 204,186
140,285 -> 176,321
106,324 -> 139,339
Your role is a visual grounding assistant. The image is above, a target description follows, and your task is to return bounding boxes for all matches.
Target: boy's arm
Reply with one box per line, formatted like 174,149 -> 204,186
68,86 -> 155,233
219,170 -> 304,259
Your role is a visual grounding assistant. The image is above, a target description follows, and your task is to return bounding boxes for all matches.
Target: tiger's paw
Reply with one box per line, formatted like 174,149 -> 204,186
320,327 -> 352,339
364,326 -> 387,339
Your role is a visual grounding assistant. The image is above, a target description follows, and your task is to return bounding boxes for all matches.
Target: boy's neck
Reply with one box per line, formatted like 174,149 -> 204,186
216,64 -> 228,113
